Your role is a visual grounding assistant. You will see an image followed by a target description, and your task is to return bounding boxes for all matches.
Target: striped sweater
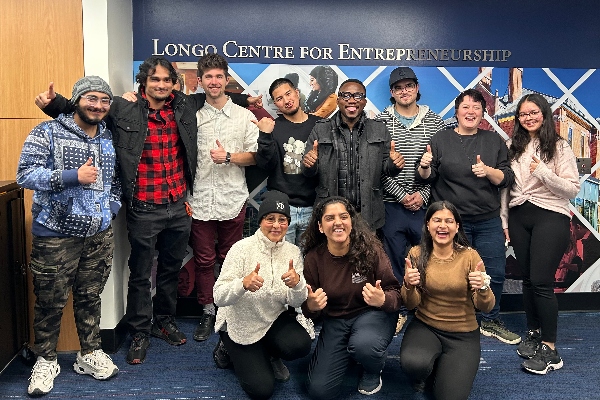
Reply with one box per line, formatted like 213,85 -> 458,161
377,105 -> 444,204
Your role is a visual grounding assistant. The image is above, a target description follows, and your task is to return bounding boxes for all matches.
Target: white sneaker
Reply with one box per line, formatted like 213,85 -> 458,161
296,313 -> 316,340
73,349 -> 119,380
28,356 -> 60,396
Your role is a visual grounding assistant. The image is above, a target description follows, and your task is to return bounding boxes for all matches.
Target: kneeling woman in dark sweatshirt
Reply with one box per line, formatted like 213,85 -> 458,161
301,196 -> 401,399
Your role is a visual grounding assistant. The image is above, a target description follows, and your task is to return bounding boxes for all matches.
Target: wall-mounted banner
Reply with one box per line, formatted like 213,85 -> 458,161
133,0 -> 600,68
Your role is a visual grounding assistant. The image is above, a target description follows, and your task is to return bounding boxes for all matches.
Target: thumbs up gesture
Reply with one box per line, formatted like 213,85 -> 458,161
420,144 -> 433,169
302,140 -> 319,168
530,154 -> 541,174
389,140 -> 405,169
404,257 -> 421,287
468,261 -> 486,291
306,284 -> 327,311
210,139 -> 228,164
281,259 -> 300,288
362,279 -> 385,307
78,157 -> 98,184
243,263 -> 264,292
471,154 -> 487,178
35,82 -> 56,109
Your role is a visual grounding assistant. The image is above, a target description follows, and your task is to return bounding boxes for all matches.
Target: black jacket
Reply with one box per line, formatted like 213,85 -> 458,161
42,90 -> 249,204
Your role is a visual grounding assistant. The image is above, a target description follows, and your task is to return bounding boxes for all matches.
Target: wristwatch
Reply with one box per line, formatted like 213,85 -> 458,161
224,152 -> 231,165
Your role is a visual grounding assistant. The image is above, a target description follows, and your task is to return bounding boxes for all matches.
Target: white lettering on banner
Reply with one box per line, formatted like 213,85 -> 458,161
153,39 -> 217,56
223,40 -> 294,59
151,39 -> 511,63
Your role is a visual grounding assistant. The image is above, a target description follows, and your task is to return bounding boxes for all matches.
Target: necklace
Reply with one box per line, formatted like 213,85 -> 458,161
455,129 -> 479,165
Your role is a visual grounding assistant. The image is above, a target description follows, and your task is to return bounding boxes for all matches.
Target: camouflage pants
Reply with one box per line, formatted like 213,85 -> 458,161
30,227 -> 114,359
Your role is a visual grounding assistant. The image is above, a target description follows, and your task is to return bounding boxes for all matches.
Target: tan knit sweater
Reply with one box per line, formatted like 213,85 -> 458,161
402,247 -> 495,332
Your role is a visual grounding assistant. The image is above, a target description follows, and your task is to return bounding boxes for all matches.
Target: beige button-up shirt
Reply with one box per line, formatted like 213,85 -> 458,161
190,97 -> 259,221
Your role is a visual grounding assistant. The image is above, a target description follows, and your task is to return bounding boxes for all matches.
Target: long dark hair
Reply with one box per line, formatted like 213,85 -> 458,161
301,197 -> 382,277
509,93 -> 560,163
305,66 -> 338,113
409,201 -> 470,289
135,56 -> 178,88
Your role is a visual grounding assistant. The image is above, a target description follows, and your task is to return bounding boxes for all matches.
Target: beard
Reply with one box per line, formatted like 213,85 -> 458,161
75,103 -> 103,125
280,105 -> 300,116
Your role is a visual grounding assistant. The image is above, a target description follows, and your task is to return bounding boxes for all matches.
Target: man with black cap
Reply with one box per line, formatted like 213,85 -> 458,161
17,76 -> 121,395
376,67 -> 444,334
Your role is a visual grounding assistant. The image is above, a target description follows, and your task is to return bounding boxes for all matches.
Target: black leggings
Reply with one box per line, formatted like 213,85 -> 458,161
220,311 -> 312,400
400,318 -> 481,400
508,202 -> 570,343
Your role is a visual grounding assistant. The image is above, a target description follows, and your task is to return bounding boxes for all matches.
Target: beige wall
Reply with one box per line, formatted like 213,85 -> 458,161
0,0 -> 85,351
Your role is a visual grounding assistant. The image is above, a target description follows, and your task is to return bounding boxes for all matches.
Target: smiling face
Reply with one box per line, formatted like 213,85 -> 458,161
272,82 -> 301,116
309,75 -> 321,91
319,202 -> 352,247
144,65 -> 174,103
427,208 -> 459,248
337,82 -> 367,126
74,91 -> 110,127
259,212 -> 289,243
200,67 -> 229,101
517,101 -> 544,137
455,95 -> 484,133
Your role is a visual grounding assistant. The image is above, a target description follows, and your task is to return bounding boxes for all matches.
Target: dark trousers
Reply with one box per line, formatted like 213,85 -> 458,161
508,202 -> 570,342
30,227 -> 114,359
189,206 -> 245,306
400,317 -> 481,400
306,310 -> 396,400
220,312 -> 311,400
124,197 -> 191,334
381,202 -> 424,315
462,216 -> 505,321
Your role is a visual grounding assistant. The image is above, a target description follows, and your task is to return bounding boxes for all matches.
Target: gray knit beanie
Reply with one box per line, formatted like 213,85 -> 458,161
71,76 -> 113,105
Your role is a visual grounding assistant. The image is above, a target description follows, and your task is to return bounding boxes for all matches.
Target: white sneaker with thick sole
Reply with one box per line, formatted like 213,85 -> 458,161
28,356 -> 60,396
73,349 -> 119,380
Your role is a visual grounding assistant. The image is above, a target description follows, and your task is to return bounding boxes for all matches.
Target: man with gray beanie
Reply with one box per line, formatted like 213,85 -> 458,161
17,76 -> 121,395
376,67 -> 444,334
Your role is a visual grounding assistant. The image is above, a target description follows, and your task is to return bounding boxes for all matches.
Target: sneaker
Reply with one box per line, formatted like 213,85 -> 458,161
213,338 -> 233,369
517,330 -> 542,359
522,344 -> 563,374
395,314 -> 408,335
358,371 -> 382,395
126,332 -> 150,365
193,313 -> 216,342
73,350 -> 119,380
270,357 -> 290,382
296,313 -> 316,340
28,356 -> 60,396
480,319 -> 521,344
151,316 -> 187,345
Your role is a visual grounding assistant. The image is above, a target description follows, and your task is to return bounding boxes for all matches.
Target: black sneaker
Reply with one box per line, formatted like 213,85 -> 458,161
270,357 -> 290,382
517,330 -> 541,359
358,371 -> 382,395
193,314 -> 216,342
480,318 -> 521,344
522,344 -> 563,374
126,332 -> 150,365
213,338 -> 232,369
151,316 -> 187,345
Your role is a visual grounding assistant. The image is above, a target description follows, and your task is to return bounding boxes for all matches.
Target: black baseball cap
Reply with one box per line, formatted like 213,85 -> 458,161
389,67 -> 418,88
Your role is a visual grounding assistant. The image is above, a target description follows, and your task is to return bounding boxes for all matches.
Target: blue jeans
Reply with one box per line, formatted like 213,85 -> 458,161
462,216 -> 505,321
285,205 -> 312,246
306,310 -> 396,400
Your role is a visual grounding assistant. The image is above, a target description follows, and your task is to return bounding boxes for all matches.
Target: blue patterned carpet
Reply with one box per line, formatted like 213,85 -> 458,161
0,312 -> 598,399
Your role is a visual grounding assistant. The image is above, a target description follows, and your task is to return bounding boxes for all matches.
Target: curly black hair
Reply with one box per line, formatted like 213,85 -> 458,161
135,56 -> 178,88
300,196 -> 382,277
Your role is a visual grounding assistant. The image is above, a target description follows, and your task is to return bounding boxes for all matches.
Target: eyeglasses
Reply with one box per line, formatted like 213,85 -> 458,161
392,82 -> 417,94
518,110 -> 541,119
263,215 -> 289,225
83,95 -> 112,107
430,217 -> 456,224
338,92 -> 366,101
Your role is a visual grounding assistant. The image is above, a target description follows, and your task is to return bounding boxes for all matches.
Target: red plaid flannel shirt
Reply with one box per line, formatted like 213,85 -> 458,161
134,92 -> 187,204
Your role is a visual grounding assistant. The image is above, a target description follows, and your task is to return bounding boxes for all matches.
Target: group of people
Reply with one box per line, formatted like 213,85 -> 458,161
17,56 -> 580,399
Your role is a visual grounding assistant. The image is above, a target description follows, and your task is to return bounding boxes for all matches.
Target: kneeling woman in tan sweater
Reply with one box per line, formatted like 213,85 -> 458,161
401,201 -> 495,400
